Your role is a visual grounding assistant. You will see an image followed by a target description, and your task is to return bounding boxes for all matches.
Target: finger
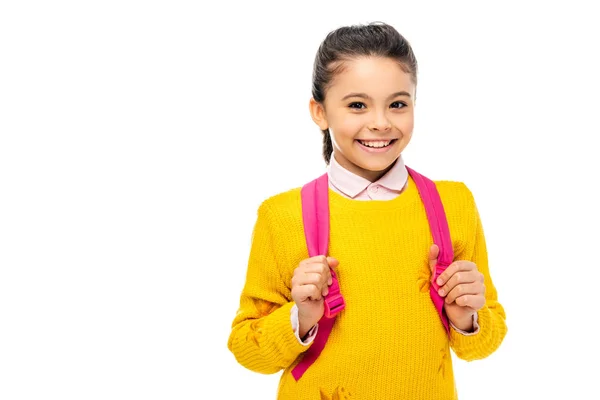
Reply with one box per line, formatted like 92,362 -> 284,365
306,266 -> 332,288
292,272 -> 327,288
299,255 -> 328,267
454,294 -> 486,310
436,260 -> 476,286
326,257 -> 339,269
427,244 -> 439,279
294,270 -> 330,297
305,256 -> 335,269
299,263 -> 331,275
299,260 -> 333,279
444,282 -> 485,304
298,257 -> 336,284
326,257 -> 338,285
438,269 -> 481,297
293,284 -> 323,302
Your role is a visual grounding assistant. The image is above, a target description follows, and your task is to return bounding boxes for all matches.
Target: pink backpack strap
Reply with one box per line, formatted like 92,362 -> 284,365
291,167 -> 452,380
291,173 -> 345,381
300,173 -> 330,258
406,166 -> 452,335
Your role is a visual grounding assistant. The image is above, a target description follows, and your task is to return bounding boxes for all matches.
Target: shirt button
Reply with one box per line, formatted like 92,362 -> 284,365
370,185 -> 379,193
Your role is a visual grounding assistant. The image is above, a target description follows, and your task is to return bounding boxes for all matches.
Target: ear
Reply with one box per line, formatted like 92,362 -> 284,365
309,98 -> 329,131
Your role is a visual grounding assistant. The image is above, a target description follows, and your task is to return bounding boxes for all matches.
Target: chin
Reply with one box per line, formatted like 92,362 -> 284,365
358,158 -> 398,173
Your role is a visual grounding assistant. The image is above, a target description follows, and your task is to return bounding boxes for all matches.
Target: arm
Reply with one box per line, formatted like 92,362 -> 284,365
227,202 -> 311,374
449,189 -> 508,360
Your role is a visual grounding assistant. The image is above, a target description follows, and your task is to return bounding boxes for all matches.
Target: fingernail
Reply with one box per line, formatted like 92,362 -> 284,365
437,278 -> 443,285
438,288 -> 445,296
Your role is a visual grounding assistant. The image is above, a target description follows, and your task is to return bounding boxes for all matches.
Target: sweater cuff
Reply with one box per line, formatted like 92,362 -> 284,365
449,306 -> 492,359
263,302 -> 313,363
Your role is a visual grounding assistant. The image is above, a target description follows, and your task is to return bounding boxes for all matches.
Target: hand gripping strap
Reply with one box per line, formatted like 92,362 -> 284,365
292,173 -> 345,381
406,167 -> 452,335
292,168 -> 452,380
301,174 -> 345,317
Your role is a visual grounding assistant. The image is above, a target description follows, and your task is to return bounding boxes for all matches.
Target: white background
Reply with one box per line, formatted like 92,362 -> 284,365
1,1 -> 599,399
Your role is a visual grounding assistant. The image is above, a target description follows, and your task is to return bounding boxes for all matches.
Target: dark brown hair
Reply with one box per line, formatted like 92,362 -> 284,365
311,22 -> 418,164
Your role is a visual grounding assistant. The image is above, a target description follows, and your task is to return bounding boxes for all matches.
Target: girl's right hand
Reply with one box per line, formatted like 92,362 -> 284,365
291,256 -> 339,336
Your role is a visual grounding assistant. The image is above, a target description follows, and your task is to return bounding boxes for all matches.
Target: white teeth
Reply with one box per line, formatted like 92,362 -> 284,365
359,140 -> 392,148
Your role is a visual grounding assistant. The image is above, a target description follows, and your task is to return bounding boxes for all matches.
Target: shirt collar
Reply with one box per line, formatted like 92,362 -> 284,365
327,152 -> 408,199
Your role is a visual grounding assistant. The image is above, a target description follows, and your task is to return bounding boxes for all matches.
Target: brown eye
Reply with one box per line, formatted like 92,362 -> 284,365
391,101 -> 407,109
348,102 -> 366,109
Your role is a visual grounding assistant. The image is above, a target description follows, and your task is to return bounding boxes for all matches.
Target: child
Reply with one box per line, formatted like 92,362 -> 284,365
227,22 -> 507,399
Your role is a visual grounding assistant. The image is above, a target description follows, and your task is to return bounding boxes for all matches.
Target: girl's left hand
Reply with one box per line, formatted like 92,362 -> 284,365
428,244 -> 485,332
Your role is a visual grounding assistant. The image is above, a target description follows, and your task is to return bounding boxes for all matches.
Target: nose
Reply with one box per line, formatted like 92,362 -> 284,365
368,111 -> 391,132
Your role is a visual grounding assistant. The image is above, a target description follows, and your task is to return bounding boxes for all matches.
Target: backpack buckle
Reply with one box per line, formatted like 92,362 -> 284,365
323,269 -> 345,318
323,283 -> 345,318
324,294 -> 345,318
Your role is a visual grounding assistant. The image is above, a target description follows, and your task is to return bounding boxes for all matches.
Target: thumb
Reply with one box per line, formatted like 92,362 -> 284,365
326,257 -> 339,285
326,257 -> 339,269
428,244 -> 439,280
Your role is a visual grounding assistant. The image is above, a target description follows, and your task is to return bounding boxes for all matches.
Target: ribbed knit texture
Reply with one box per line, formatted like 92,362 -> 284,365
228,176 -> 507,399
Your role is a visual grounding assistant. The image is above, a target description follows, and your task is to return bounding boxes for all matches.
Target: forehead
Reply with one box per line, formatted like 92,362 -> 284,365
327,56 -> 415,98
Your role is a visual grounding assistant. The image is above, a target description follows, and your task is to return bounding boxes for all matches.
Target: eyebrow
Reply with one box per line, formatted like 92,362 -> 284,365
341,91 -> 412,101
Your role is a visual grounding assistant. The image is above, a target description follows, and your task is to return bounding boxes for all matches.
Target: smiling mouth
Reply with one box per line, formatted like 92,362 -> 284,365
356,139 -> 398,148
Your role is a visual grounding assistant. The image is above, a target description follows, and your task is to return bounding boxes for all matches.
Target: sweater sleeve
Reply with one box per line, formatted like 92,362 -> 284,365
449,186 -> 508,360
227,201 -> 312,374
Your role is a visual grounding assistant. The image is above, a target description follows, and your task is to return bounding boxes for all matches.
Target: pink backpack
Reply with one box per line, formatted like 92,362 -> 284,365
291,166 -> 453,381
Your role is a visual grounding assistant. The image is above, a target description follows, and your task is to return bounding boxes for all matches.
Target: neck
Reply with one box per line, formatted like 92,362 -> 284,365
333,152 -> 398,182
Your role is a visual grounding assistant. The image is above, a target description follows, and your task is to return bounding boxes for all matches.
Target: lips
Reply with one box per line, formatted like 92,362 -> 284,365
357,139 -> 397,148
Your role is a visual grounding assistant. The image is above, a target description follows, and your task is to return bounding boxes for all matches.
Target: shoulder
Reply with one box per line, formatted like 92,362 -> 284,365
432,179 -> 476,207
431,179 -> 480,233
407,167 -> 475,206
256,186 -> 303,227
259,186 -> 302,212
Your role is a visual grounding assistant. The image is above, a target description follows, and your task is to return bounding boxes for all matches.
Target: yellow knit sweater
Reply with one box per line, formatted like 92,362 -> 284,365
228,175 -> 507,399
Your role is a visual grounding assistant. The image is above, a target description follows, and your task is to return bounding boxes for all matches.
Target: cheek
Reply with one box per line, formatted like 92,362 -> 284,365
329,116 -> 360,141
403,122 -> 414,137
336,115 -> 364,138
396,114 -> 414,136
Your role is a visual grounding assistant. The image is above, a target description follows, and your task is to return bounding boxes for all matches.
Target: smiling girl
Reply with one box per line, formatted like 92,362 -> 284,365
227,22 -> 507,399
